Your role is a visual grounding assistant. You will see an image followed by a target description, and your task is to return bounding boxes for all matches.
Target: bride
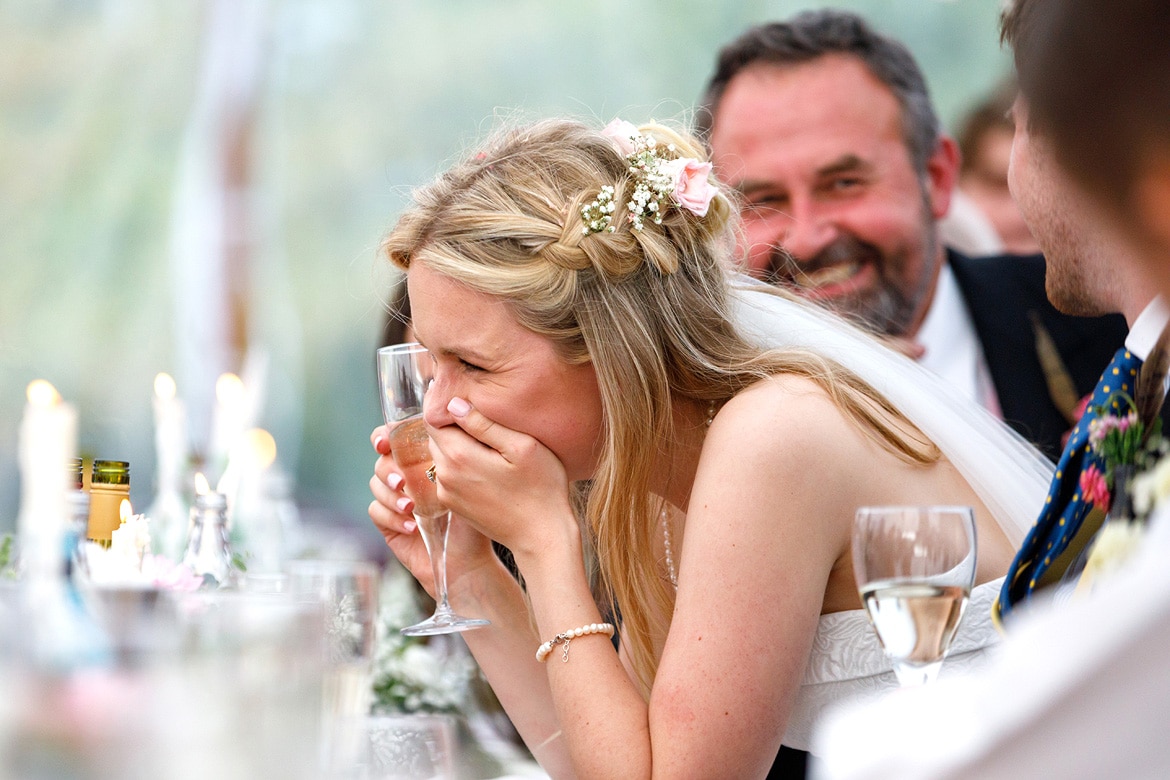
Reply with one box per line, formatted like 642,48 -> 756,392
367,117 -> 1052,777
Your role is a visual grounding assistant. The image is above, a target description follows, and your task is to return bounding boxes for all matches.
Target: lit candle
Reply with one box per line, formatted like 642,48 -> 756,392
152,373 -> 188,473
209,372 -> 246,478
149,372 -> 189,561
109,498 -> 150,574
17,380 -> 78,574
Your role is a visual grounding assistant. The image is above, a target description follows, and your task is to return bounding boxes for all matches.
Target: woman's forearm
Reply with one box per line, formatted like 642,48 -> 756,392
455,557 -> 580,777
512,551 -> 654,779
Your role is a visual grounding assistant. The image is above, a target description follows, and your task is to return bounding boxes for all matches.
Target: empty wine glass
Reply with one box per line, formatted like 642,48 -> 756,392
377,343 -> 489,636
853,505 -> 977,687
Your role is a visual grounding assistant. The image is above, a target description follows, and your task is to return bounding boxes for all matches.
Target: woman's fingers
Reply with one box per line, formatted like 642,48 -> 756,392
370,424 -> 391,455
368,469 -> 416,533
443,396 -> 516,458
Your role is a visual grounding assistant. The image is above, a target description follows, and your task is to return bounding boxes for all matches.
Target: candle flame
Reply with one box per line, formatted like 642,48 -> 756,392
194,472 -> 210,495
119,498 -> 133,523
216,373 -> 245,406
26,379 -> 61,407
241,428 -> 277,470
154,372 -> 177,400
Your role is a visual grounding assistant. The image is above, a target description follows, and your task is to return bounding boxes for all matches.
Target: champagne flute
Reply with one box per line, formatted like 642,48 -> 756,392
377,343 -> 489,635
852,505 -> 977,687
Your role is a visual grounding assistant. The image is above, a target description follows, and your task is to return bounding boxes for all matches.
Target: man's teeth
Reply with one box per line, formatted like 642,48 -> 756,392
797,262 -> 860,289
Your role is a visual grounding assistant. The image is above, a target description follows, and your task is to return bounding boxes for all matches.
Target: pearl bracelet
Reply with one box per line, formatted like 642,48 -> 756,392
535,622 -> 615,663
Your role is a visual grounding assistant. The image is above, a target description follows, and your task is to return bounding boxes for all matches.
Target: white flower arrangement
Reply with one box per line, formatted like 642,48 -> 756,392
580,118 -> 717,236
1077,403 -> 1170,593
1132,451 -> 1170,518
369,561 -> 478,715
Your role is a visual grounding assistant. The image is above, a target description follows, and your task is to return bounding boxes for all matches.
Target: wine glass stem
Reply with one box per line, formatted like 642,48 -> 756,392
893,660 -> 942,687
423,511 -> 455,615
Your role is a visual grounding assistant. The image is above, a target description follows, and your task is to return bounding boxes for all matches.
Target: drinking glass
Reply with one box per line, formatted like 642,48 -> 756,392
377,343 -> 489,636
288,559 -> 381,774
852,505 -> 977,687
355,715 -> 458,780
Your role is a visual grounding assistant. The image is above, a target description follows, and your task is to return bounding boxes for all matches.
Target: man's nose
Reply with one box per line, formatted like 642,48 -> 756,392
781,201 -> 839,263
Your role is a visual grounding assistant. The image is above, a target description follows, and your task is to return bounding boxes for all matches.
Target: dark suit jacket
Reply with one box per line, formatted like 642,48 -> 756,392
949,250 -> 1129,462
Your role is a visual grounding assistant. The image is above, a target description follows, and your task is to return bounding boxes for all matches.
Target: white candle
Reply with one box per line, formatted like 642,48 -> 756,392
149,372 -> 189,561
109,498 -> 150,574
209,372 -> 246,478
17,380 -> 78,575
152,373 -> 188,482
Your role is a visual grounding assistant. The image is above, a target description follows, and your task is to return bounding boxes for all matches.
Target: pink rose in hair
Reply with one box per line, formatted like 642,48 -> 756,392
660,158 -> 718,217
600,119 -> 640,156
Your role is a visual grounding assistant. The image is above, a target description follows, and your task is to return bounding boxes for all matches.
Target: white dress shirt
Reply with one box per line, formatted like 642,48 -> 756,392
1126,295 -> 1169,361
917,263 -> 1002,416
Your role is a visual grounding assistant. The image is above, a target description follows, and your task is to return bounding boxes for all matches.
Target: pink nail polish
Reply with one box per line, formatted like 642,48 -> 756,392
387,473 -> 403,490
396,496 -> 413,512
403,520 -> 416,533
374,434 -> 386,451
448,397 -> 470,417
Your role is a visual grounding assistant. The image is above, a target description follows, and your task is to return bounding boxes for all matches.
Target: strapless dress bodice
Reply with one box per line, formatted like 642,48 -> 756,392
782,577 -> 1003,752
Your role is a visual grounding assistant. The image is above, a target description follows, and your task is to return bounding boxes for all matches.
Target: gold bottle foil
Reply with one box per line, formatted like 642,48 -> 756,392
88,460 -> 129,545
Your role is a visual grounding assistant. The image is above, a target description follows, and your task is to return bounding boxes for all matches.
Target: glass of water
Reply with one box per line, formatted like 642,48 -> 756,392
288,558 -> 381,773
852,506 -> 977,687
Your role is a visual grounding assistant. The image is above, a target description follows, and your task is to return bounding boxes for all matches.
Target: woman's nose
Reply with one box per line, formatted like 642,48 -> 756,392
423,374 -> 455,428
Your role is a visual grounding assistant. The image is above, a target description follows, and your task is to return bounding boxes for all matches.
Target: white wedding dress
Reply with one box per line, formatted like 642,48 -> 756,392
782,577 -> 1003,751
726,276 -> 1054,753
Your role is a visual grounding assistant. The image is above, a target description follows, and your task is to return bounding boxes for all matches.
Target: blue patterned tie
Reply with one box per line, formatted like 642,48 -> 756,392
997,346 -> 1143,620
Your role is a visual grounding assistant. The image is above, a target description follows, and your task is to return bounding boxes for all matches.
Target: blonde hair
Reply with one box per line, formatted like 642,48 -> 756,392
382,118 -> 937,694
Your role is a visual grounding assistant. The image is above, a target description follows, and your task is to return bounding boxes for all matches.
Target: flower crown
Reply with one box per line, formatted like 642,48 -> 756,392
580,119 -> 718,236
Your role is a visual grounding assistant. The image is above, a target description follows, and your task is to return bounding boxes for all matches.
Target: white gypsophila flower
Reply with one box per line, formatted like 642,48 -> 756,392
369,561 -> 477,715
1132,453 -> 1170,517
1082,521 -> 1147,586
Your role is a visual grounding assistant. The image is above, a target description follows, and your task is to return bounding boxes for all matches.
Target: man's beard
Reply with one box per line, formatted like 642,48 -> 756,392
757,232 -> 930,337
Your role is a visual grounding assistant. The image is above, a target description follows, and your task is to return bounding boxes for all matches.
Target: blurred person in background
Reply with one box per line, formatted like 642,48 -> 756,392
697,9 -> 1126,462
941,78 -> 1041,256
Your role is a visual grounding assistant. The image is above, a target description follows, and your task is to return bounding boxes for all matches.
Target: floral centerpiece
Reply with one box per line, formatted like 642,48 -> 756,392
370,561 -> 477,715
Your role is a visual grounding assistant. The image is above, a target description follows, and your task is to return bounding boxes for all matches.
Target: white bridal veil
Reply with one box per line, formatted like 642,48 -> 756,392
727,274 -> 1053,546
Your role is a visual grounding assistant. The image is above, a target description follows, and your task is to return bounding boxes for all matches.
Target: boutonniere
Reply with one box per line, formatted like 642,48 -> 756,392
1079,393 -> 1167,587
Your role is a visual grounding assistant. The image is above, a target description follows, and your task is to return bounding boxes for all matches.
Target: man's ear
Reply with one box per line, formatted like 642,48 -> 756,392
925,135 -> 961,221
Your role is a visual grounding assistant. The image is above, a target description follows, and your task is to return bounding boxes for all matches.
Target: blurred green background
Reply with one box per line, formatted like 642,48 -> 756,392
0,0 -> 1011,547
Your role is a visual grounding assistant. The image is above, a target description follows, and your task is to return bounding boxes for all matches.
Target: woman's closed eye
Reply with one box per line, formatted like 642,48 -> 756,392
458,357 -> 485,372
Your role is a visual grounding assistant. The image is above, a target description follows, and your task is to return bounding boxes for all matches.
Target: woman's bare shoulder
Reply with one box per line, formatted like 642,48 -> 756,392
716,375 -> 858,445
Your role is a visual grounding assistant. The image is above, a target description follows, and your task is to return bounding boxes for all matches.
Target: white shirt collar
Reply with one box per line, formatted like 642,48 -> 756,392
1126,296 -> 1169,361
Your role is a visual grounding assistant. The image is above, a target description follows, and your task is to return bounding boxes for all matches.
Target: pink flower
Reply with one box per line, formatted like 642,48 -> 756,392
660,157 -> 718,217
1079,464 -> 1112,513
600,119 -> 640,156
148,555 -> 206,591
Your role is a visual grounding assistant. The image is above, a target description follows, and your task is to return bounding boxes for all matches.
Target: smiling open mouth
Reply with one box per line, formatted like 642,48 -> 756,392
793,261 -> 862,290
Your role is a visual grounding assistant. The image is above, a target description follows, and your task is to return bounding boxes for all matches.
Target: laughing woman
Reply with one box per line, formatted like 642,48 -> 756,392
368,118 -> 1051,778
